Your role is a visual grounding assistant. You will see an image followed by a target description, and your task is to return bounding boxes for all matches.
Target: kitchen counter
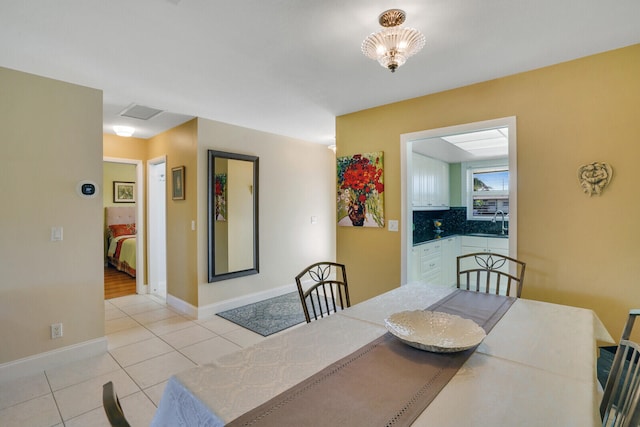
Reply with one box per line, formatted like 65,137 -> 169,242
414,232 -> 508,246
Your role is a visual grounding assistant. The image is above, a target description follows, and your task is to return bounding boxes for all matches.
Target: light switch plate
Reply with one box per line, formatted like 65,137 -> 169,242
51,227 -> 63,241
388,220 -> 399,232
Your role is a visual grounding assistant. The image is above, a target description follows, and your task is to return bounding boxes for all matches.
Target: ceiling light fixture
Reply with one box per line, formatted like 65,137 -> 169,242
442,128 -> 509,157
361,9 -> 425,73
113,125 -> 135,137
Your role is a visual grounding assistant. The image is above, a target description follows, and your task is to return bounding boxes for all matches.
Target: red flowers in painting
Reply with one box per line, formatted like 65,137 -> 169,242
215,174 -> 226,196
214,174 -> 227,221
337,153 -> 385,227
339,155 -> 384,196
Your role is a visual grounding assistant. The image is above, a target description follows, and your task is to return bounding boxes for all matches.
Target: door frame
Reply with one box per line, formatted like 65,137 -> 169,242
399,116 -> 518,285
104,156 -> 146,294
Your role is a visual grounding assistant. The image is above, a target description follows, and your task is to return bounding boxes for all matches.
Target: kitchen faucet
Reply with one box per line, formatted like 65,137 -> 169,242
492,210 -> 508,235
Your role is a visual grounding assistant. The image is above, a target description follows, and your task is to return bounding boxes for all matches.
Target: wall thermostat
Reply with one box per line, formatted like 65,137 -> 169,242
76,180 -> 99,198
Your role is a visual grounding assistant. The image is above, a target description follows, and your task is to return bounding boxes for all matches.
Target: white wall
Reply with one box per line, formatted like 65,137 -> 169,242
196,118 -> 336,309
0,67 -> 104,367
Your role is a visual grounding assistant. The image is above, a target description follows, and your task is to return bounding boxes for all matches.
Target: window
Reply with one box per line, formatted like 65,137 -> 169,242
466,165 -> 509,220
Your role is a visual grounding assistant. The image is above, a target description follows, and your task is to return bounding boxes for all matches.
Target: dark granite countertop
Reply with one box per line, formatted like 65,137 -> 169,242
413,232 -> 508,246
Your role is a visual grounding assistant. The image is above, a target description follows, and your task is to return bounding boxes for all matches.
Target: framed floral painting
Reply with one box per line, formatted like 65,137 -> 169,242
214,173 -> 227,221
337,152 -> 384,227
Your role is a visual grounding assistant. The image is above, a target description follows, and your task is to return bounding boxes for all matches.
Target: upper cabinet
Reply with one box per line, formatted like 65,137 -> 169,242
412,153 -> 450,210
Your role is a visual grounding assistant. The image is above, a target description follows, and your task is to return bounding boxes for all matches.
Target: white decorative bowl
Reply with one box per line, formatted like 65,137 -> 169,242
384,310 -> 486,353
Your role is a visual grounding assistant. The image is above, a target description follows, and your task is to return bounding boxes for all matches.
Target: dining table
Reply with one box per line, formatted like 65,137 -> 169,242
151,282 -> 614,427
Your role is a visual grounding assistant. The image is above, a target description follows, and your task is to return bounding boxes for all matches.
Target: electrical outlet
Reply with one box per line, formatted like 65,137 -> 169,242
51,323 -> 63,339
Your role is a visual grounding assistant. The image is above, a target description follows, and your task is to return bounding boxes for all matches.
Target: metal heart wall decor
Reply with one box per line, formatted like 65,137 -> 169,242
578,162 -> 613,196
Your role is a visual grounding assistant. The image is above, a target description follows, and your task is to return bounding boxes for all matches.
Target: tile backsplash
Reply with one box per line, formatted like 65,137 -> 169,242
413,207 -> 508,244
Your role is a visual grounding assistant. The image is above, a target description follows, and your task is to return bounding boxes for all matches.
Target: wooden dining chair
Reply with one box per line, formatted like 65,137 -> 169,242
456,252 -> 526,298
102,381 -> 131,427
601,309 -> 640,427
295,262 -> 350,323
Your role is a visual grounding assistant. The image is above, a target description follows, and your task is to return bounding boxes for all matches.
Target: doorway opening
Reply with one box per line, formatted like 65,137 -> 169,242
103,157 -> 146,297
400,117 -> 517,285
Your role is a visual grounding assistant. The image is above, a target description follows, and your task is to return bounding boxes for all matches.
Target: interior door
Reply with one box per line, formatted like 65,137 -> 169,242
148,158 -> 167,299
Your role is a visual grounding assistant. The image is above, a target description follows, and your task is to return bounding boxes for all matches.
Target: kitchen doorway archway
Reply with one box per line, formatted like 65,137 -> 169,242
400,116 -> 518,285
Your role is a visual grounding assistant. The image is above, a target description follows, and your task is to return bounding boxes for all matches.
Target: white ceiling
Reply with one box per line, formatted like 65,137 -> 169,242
1,0 -> 639,144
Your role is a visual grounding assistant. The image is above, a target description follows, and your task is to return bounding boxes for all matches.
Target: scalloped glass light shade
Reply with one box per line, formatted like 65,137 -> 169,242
361,26 -> 425,72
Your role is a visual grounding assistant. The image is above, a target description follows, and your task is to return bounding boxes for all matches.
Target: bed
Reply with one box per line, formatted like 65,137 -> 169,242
105,206 -> 137,278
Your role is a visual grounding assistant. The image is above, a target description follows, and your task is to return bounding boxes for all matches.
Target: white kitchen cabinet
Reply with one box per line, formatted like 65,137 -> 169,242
412,153 -> 450,210
409,246 -> 421,282
412,236 -> 508,288
459,236 -> 511,293
489,238 -> 509,257
460,236 -> 509,256
411,237 -> 460,286
410,241 -> 443,285
411,154 -> 424,207
441,236 -> 459,286
420,240 -> 442,284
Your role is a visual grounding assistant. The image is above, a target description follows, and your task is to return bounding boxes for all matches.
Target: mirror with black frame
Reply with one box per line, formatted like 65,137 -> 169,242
208,150 -> 259,282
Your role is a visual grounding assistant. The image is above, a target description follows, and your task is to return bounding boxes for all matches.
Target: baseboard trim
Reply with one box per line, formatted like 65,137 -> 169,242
0,337 -> 107,382
166,294 -> 198,318
166,285 -> 295,320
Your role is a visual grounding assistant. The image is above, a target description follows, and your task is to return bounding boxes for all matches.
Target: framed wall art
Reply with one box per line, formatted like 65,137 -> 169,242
214,173 -> 227,221
113,181 -> 135,203
172,166 -> 185,200
337,152 -> 384,227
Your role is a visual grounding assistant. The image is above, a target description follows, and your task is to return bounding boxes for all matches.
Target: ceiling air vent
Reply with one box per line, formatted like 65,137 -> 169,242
119,104 -> 164,120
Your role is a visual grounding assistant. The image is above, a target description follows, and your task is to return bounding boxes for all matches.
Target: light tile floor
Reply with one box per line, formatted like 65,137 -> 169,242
0,293 -> 269,427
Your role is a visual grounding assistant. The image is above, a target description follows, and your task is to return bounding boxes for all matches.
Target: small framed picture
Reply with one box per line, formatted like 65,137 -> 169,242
113,181 -> 135,203
172,166 -> 185,200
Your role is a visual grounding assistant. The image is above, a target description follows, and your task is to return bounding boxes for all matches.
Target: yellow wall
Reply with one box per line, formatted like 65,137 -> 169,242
337,44 -> 640,338
104,134 -> 148,160
0,67 -> 104,364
